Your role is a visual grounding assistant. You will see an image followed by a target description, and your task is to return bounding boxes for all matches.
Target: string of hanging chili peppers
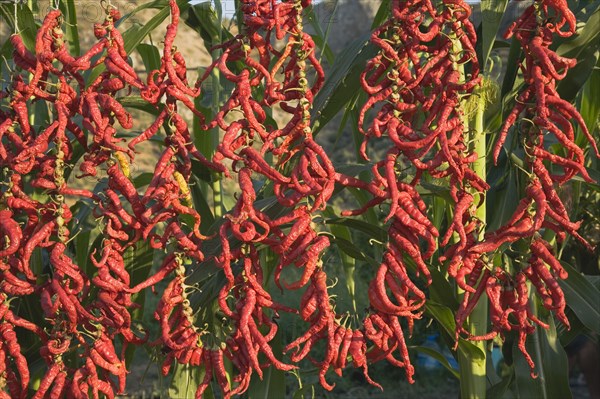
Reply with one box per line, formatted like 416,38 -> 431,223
0,1 -> 209,395
0,0 -> 597,397
453,0 -> 598,377
342,0 -> 485,384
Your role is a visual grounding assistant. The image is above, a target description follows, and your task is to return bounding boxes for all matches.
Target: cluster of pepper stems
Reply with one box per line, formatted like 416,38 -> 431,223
0,0 -> 597,397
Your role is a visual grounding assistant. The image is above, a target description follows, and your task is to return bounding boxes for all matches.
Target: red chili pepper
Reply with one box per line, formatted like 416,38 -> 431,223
0,323 -> 29,398
195,350 -> 214,399
31,362 -> 61,399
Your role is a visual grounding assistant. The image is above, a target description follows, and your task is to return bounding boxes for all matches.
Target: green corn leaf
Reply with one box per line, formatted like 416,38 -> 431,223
559,261 -> 600,334
425,301 -> 485,361
325,207 -> 357,309
137,43 -> 161,72
124,240 -> 154,366
411,345 -> 460,379
117,96 -> 162,116
334,235 -> 379,267
372,0 -> 391,29
169,362 -> 203,399
479,0 -> 510,70
59,0 -> 80,56
0,3 -> 37,52
311,34 -> 378,135
304,3 -> 336,66
247,334 -> 286,399
325,217 -> 388,244
512,316 -> 571,399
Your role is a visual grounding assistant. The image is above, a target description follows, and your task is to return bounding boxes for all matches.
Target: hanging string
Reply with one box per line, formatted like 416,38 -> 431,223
14,0 -> 18,34
100,0 -> 114,15
53,0 -> 60,10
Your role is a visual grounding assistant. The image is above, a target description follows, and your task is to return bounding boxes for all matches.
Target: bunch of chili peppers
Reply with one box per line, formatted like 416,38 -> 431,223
349,0 -> 597,382
188,0 -> 371,393
0,1 -> 212,396
451,0 -> 598,377
341,0 -> 486,383
1,0 -> 598,396
1,8 -> 104,397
